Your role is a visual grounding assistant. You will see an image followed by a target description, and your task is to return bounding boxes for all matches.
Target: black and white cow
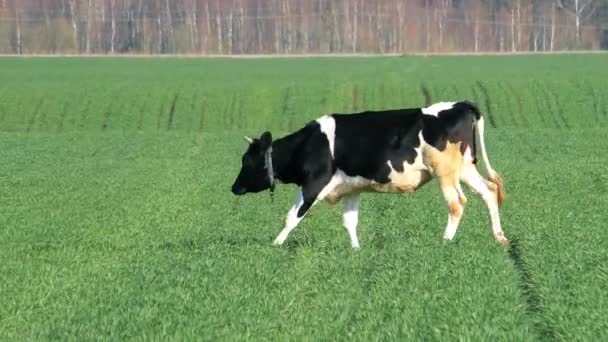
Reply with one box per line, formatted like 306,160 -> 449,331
231,101 -> 507,248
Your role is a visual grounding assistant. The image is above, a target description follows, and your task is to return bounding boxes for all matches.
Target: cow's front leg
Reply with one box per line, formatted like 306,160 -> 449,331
273,192 -> 305,245
342,194 -> 360,248
273,173 -> 339,246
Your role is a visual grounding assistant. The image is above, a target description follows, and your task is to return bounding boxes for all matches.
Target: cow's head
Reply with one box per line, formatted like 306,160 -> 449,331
231,131 -> 273,195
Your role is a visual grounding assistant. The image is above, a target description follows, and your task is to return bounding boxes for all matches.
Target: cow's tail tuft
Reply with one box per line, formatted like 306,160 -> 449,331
474,109 -> 506,206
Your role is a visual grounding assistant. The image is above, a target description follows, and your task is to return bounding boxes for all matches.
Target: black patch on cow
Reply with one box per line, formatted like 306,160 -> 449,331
270,121 -> 333,187
333,108 -> 423,183
292,124 -> 334,217
422,101 -> 479,158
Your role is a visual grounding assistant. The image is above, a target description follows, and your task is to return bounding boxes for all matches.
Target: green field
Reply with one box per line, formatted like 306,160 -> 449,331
1,55 -> 607,340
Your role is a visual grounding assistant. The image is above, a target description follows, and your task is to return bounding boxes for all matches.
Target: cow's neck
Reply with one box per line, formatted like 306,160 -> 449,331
269,131 -> 306,186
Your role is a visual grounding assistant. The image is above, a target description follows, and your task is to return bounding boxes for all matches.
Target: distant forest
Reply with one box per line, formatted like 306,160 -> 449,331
1,0 -> 607,54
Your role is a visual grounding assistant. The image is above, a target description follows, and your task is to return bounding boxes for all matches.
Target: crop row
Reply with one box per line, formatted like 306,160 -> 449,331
1,79 -> 606,134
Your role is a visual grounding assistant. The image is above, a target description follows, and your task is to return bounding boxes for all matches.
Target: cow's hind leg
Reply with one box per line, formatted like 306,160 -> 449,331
439,175 -> 466,241
342,194 -> 360,248
461,165 -> 509,245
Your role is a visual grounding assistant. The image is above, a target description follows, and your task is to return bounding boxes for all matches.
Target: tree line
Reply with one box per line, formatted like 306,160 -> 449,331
1,0 -> 607,55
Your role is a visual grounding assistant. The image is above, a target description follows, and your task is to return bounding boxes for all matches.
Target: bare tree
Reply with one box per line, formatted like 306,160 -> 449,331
353,0 -> 359,52
86,0 -> 93,54
98,0 -> 105,51
332,1 -> 341,52
517,0 -> 522,50
111,0 -> 117,53
274,0 -> 281,53
216,0 -> 223,53
511,2 -> 517,51
437,0 -> 451,51
284,0 -> 293,53
44,0 -> 51,48
15,6 -> 22,54
137,0 -> 146,52
238,0 -> 244,53
157,0 -> 163,53
397,0 -> 406,52
185,0 -> 199,52
68,0 -> 79,52
204,0 -> 211,53
425,0 -> 431,51
125,0 -> 133,51
165,0 -> 173,52
557,0 -> 596,42
227,5 -> 233,54
472,2 -> 481,52
551,1 -> 557,50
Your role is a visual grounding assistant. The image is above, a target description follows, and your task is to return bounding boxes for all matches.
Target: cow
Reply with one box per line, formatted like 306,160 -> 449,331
231,100 -> 507,248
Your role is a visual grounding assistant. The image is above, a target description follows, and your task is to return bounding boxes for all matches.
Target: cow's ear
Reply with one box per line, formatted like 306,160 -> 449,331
260,131 -> 273,149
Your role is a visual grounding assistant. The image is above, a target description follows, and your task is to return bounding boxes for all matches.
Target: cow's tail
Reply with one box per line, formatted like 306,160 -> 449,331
472,106 -> 506,206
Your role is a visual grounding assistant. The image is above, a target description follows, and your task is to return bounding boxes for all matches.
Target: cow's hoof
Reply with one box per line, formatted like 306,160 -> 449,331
497,237 -> 510,246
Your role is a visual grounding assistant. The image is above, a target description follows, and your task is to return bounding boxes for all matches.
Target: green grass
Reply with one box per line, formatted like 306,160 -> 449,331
1,55 -> 607,340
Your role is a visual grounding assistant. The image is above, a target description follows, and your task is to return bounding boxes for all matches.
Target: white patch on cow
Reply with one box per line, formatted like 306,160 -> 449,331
422,102 -> 456,116
463,146 -> 475,164
325,170 -> 374,203
316,115 -> 336,157
418,131 -> 427,147
324,141 -> 432,204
